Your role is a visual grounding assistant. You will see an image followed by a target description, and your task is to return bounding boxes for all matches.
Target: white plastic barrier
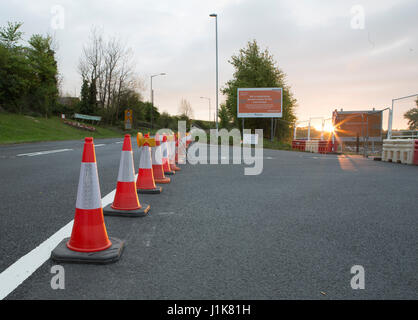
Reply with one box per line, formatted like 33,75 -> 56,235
305,140 -> 319,153
382,139 -> 416,164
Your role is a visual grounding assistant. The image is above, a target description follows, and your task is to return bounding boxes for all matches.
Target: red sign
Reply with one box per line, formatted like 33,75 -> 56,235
238,88 -> 282,118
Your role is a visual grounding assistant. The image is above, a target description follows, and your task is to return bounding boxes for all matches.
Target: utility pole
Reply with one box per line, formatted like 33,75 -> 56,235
150,73 -> 166,129
209,13 -> 219,133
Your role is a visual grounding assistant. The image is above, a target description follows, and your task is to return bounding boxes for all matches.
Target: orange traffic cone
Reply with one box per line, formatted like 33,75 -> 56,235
169,134 -> 181,171
162,135 -> 175,175
136,135 -> 162,194
51,137 -> 124,264
152,134 -> 171,184
103,134 -> 150,217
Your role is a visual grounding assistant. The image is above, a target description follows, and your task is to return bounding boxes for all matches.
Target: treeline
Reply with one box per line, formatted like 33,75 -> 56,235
0,22 -> 194,130
221,40 -> 297,141
0,22 -> 59,117
75,28 -> 196,129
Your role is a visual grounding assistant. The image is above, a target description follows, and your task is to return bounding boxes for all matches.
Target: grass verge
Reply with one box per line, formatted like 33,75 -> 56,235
0,113 -> 124,144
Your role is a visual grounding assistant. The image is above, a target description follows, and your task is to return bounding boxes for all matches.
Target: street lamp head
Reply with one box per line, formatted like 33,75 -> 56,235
151,73 -> 167,78
209,13 -> 217,17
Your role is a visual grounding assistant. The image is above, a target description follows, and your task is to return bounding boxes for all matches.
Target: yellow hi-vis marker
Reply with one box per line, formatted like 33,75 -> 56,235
137,133 -> 156,147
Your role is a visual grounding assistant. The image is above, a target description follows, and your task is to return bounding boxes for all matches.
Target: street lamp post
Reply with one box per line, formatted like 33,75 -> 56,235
150,73 -> 166,129
200,97 -> 211,124
209,13 -> 219,133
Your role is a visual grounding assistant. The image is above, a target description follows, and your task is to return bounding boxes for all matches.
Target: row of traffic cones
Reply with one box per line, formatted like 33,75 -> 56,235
51,132 -> 190,264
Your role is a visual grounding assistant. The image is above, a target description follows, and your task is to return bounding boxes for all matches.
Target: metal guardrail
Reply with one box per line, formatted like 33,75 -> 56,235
391,130 -> 418,139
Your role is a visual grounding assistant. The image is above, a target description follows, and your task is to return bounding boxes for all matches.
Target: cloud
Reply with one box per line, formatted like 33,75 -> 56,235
0,0 -> 417,126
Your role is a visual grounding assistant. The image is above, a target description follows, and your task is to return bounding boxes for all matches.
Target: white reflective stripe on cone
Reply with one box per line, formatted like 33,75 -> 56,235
152,145 -> 163,165
117,150 -> 135,182
76,162 -> 102,210
140,145 -> 152,169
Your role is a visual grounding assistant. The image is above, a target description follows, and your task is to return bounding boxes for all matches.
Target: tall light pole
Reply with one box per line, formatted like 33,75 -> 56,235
209,13 -> 219,133
150,73 -> 166,129
200,96 -> 211,123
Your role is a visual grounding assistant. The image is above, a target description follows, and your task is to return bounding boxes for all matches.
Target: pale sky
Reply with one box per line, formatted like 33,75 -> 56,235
1,0 -> 417,128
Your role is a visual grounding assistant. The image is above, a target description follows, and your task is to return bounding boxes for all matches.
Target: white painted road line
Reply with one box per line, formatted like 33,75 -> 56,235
0,221 -> 73,300
16,149 -> 73,157
0,176 -> 124,300
95,144 -> 106,147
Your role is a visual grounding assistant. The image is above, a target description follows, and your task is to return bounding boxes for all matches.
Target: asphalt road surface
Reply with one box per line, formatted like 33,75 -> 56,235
0,139 -> 417,299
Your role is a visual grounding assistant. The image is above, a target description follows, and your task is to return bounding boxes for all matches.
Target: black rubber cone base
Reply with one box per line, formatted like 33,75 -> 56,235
50,237 -> 124,264
165,171 -> 175,175
137,187 -> 162,194
103,203 -> 150,217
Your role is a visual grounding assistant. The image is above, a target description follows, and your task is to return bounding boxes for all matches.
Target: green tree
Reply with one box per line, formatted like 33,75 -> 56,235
78,79 -> 98,115
158,112 -> 179,130
88,79 -> 97,114
0,22 -> 59,116
221,40 -> 297,141
142,101 -> 160,123
27,34 -> 59,117
403,99 -> 418,130
219,103 -> 232,129
0,22 -> 23,49
78,79 -> 90,114
0,22 -> 31,113
118,89 -> 145,125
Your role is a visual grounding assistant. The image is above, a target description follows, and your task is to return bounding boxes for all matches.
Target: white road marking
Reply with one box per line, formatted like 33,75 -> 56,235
0,172 -> 131,300
16,149 -> 73,157
95,144 -> 106,147
115,141 -> 124,144
0,221 -> 73,300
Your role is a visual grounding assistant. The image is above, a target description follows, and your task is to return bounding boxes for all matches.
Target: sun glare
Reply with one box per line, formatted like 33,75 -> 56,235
324,123 -> 335,133
313,124 -> 335,133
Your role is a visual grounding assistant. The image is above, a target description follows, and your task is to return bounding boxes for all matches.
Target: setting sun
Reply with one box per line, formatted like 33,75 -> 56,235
324,123 -> 335,133
313,123 -> 335,133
